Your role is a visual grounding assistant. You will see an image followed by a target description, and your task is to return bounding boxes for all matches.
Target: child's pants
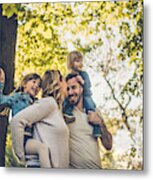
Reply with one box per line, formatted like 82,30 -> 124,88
11,97 -> 69,168
25,138 -> 51,168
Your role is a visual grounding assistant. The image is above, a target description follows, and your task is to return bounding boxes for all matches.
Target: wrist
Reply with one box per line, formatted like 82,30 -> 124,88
0,82 -> 4,92
99,120 -> 107,131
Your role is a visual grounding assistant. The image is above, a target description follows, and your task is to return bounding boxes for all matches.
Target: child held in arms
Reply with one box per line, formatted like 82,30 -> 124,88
0,67 -> 51,168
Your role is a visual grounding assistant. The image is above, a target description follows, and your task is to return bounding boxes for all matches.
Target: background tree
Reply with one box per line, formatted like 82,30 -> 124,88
0,4 -> 17,166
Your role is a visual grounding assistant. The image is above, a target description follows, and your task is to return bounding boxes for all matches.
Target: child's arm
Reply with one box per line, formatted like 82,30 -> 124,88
0,68 -> 5,94
0,69 -> 15,108
0,68 -> 5,84
76,75 -> 84,86
0,93 -> 16,108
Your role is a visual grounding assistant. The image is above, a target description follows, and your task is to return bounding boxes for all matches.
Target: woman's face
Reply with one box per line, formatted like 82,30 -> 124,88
23,78 -> 41,97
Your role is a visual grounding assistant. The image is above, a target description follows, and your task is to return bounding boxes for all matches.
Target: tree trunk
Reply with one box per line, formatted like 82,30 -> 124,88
0,4 -> 17,166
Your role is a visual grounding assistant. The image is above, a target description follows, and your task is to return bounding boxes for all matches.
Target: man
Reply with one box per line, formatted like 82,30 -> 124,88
65,73 -> 112,169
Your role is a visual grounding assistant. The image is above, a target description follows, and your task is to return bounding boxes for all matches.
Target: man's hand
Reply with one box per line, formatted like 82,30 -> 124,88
99,120 -> 112,151
88,111 -> 101,125
88,111 -> 112,151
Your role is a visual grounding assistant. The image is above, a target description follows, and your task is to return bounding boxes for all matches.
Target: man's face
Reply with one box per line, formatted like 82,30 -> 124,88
66,77 -> 83,106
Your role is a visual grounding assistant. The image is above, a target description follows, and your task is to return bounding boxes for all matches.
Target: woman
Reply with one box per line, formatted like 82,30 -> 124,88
11,70 -> 69,168
0,68 -> 51,168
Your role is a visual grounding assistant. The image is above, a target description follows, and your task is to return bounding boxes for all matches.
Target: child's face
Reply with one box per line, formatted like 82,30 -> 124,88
72,57 -> 83,72
23,79 -> 41,97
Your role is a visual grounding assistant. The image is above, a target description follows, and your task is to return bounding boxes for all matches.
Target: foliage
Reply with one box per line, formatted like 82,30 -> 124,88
2,4 -> 20,18
5,126 -> 22,167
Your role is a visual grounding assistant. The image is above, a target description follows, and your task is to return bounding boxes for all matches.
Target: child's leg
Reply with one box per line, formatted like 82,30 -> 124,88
25,139 -> 51,168
63,98 -> 75,124
62,98 -> 74,116
88,111 -> 102,137
83,96 -> 102,137
83,96 -> 96,112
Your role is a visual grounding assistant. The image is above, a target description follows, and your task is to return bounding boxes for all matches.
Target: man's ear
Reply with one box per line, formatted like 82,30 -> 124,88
80,86 -> 83,94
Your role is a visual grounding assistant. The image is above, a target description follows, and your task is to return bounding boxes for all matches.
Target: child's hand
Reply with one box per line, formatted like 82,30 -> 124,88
0,68 -> 5,84
76,75 -> 84,85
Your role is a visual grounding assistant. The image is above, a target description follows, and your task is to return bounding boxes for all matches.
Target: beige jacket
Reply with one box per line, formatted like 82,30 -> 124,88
11,97 -> 69,168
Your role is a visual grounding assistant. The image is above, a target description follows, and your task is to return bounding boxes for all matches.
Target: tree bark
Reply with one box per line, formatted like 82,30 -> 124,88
0,4 -> 17,166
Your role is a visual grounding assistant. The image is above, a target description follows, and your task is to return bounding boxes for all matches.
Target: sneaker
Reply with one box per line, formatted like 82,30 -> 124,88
63,114 -> 75,124
92,124 -> 102,138
15,155 -> 26,166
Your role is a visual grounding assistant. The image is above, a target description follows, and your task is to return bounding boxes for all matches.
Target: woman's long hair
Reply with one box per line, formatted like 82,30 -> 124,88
41,70 -> 63,109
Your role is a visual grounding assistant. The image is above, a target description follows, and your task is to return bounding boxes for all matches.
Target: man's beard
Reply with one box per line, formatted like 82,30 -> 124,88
68,94 -> 82,106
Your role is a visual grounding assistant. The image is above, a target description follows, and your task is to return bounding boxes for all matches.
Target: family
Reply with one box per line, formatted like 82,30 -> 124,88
0,51 -> 112,169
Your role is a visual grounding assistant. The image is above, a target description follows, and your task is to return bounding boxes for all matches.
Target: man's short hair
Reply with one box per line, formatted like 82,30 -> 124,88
65,73 -> 78,82
65,73 -> 83,87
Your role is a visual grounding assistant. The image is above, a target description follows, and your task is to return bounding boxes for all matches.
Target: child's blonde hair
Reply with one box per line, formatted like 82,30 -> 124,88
67,51 -> 83,70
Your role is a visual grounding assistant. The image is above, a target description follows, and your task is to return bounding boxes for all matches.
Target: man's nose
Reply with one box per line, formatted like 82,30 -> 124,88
67,88 -> 73,95
35,83 -> 39,89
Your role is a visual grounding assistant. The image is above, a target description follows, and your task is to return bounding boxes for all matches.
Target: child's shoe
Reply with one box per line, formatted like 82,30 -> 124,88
63,114 -> 75,124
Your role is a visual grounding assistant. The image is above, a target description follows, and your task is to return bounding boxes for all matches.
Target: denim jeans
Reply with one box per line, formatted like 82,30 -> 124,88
63,96 -> 102,137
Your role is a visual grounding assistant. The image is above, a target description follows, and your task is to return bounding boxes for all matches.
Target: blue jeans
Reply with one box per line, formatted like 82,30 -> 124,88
63,96 -> 102,137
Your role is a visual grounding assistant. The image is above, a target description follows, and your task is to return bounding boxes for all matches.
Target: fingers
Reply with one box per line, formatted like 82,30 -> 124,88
87,111 -> 101,125
0,68 -> 5,83
76,75 -> 84,85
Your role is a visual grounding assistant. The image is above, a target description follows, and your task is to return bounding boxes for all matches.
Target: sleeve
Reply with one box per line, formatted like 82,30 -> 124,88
0,87 -> 15,108
0,82 -> 4,93
10,97 -> 58,160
